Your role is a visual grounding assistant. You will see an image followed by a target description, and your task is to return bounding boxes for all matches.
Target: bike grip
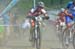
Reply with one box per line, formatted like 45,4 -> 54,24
42,16 -> 49,20
45,16 -> 50,20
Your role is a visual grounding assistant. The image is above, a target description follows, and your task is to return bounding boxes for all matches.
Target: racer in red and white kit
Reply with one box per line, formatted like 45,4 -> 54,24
22,1 -> 49,29
56,8 -> 65,30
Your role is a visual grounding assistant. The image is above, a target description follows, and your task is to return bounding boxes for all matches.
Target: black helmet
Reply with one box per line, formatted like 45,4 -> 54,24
37,1 -> 45,7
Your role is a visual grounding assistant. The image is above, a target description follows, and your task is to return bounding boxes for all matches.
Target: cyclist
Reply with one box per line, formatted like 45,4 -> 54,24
56,8 -> 65,30
22,1 -> 49,29
28,1 -> 49,19
63,0 -> 75,33
23,1 -> 49,41
62,0 -> 75,45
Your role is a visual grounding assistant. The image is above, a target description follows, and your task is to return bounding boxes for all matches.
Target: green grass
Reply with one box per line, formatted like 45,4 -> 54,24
0,26 -> 4,33
0,26 -> 5,39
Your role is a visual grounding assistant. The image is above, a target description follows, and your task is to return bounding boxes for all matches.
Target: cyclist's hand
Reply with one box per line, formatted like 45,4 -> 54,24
45,16 -> 49,20
43,16 -> 49,20
68,14 -> 73,18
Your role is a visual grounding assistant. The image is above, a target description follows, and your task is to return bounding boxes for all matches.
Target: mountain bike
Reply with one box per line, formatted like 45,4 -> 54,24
62,15 -> 75,49
27,16 -> 48,49
62,27 -> 73,49
72,15 -> 75,49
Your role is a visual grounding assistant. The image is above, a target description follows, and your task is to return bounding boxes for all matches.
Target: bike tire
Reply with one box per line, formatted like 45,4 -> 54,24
59,25 -> 63,32
73,33 -> 75,49
34,26 -> 41,49
62,30 -> 70,49
30,27 -> 35,47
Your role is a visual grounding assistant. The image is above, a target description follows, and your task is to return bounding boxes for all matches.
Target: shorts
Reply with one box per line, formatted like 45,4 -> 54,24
65,16 -> 73,24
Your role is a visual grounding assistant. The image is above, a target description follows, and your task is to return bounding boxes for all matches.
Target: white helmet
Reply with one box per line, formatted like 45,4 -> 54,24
37,1 -> 45,7
60,8 -> 65,12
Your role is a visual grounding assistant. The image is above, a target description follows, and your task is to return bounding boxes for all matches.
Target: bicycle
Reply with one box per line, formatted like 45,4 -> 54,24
72,15 -> 75,49
56,18 -> 65,33
62,27 -> 73,49
27,16 -> 48,49
62,16 -> 75,49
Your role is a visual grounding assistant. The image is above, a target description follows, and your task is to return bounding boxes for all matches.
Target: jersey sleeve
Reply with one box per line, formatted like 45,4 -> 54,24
41,9 -> 47,14
30,8 -> 35,13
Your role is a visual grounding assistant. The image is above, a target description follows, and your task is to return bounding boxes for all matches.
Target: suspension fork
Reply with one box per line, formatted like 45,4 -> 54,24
34,20 -> 39,39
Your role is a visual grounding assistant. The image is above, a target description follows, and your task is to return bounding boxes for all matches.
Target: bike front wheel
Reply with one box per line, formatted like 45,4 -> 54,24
73,33 -> 75,49
34,26 -> 41,49
62,30 -> 70,49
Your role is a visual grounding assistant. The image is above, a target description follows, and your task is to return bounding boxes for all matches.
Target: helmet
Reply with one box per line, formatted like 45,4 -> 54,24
37,1 -> 45,7
60,8 -> 65,12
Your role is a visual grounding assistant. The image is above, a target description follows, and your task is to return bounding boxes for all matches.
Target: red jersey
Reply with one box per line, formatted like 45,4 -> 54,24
28,7 -> 47,16
58,12 -> 65,22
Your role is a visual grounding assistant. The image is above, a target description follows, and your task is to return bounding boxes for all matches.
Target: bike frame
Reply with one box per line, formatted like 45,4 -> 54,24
30,16 -> 41,49
72,15 -> 75,49
34,17 -> 39,39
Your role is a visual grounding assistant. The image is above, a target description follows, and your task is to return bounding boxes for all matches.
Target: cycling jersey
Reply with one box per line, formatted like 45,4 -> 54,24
28,7 -> 47,16
65,1 -> 75,24
58,12 -> 65,22
67,1 -> 75,14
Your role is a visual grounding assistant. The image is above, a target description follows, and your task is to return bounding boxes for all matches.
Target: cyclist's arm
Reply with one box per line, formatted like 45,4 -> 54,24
43,13 -> 49,20
64,9 -> 71,16
41,9 -> 49,19
41,9 -> 47,16
64,1 -> 73,18
28,8 -> 35,16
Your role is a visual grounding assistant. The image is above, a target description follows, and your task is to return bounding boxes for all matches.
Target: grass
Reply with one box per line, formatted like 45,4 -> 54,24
0,26 -> 5,39
0,26 -> 4,32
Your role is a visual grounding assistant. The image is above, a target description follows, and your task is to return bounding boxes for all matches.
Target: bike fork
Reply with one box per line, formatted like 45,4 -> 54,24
35,25 -> 38,39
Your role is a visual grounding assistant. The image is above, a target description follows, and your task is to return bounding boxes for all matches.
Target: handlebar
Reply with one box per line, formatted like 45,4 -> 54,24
26,16 -> 49,20
26,16 -> 36,19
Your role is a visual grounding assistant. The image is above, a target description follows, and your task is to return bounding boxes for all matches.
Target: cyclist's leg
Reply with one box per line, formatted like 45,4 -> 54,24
56,18 -> 60,26
30,26 -> 34,41
38,16 -> 46,27
63,16 -> 73,33
63,16 -> 73,45
29,19 -> 35,41
56,18 -> 60,31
